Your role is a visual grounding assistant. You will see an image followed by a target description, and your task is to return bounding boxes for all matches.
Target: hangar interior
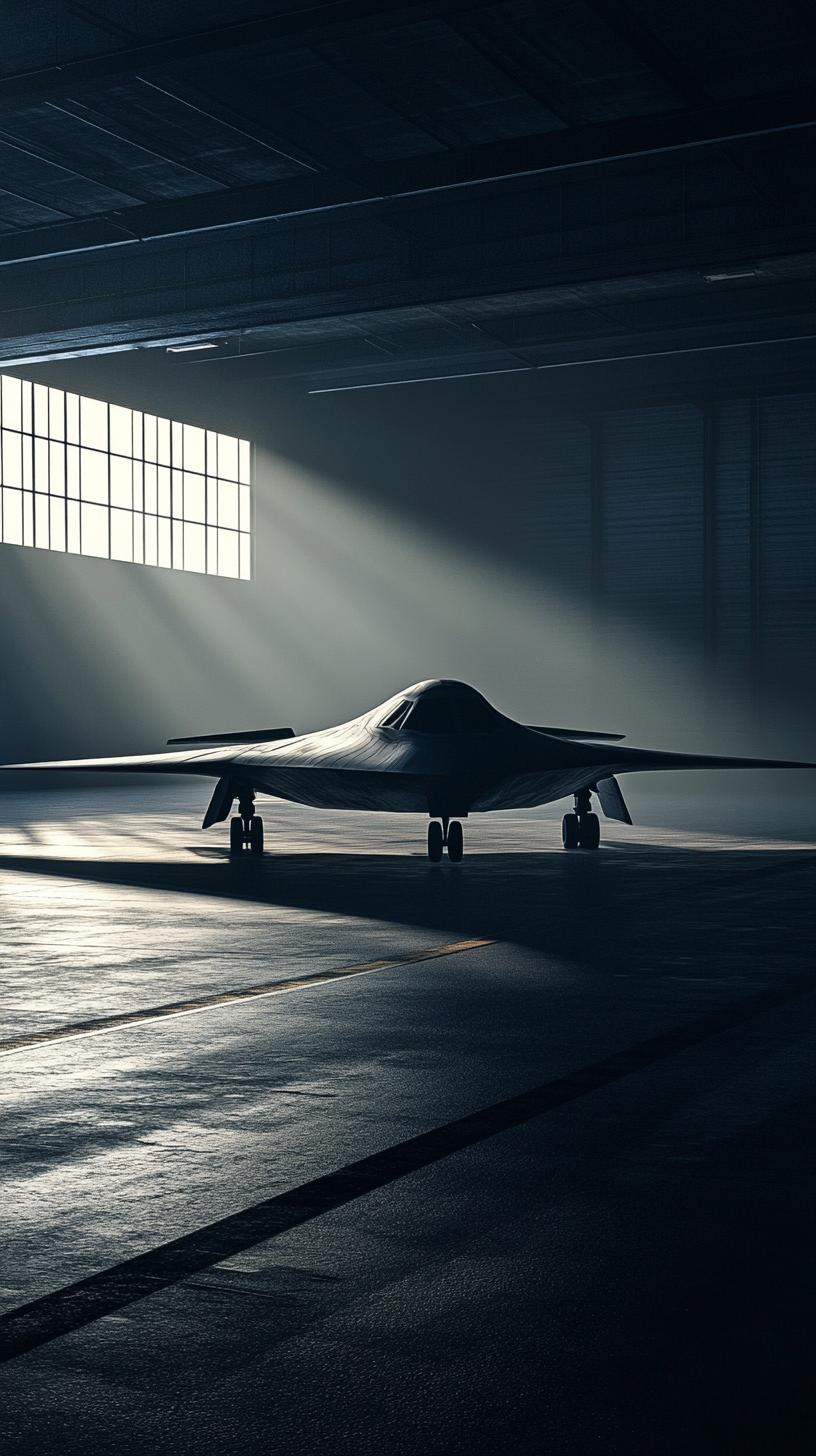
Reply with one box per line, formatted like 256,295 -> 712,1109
1,4 -> 815,1454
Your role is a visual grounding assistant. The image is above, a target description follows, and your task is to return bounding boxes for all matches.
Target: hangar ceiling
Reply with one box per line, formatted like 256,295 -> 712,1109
1,0 -> 814,393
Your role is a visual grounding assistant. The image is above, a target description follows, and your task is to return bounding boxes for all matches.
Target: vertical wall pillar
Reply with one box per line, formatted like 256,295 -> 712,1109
589,419 -> 604,634
748,396 -> 762,715
702,405 -> 717,685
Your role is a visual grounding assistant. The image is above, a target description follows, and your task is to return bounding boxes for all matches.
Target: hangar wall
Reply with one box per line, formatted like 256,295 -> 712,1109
1,358 -> 814,777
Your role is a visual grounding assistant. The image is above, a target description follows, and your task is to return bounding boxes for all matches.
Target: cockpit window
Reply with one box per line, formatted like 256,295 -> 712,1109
401,697 -> 458,734
380,700 -> 412,729
454,697 -> 500,733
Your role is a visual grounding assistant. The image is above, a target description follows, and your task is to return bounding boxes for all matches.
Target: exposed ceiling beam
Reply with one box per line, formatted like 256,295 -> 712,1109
0,86 -> 812,267
2,245 -> 813,368
63,2 -> 140,45
443,13 -> 576,127
134,79 -> 320,173
0,0 -> 485,111
584,0 -> 710,108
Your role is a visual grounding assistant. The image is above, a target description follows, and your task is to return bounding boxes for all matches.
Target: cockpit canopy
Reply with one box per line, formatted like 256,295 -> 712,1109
379,682 -> 502,735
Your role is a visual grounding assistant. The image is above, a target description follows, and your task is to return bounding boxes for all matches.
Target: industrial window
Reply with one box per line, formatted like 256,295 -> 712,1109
0,375 -> 251,579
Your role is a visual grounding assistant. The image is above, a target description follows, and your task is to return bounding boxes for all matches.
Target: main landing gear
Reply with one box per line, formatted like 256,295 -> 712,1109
562,787 -> 600,850
230,792 -> 264,856
428,817 -> 464,863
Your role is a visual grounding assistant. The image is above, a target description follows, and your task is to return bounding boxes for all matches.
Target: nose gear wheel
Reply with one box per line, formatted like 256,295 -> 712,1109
562,788 -> 601,849
427,817 -> 464,861
229,791 -> 264,856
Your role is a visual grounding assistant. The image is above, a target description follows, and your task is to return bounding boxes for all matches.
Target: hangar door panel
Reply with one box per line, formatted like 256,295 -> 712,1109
759,393 -> 816,675
601,405 -> 704,644
713,399 -> 751,682
498,415 -> 590,593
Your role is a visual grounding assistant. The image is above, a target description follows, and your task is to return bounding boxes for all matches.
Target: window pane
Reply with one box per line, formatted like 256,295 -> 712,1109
22,489 -> 34,545
217,434 -> 238,480
49,496 -> 66,551
2,487 -> 23,544
184,424 -> 205,474
217,527 -> 239,578
239,440 -> 251,484
184,472 -> 205,523
157,466 -> 170,516
81,396 -> 107,451
218,477 -> 238,528
2,429 -> 22,488
66,393 -> 80,445
172,518 -> 184,569
133,514 -> 144,564
80,449 -> 108,503
206,430 -> 218,475
171,468 -> 183,519
67,445 -> 80,498
67,499 -> 80,554
34,435 -> 49,490
184,520 -> 206,573
110,508 -> 133,562
1,376 -> 22,431
48,388 -> 65,441
144,414 -> 157,463
144,514 -> 158,567
157,515 -> 171,568
157,416 -> 171,466
110,455 -> 132,509
81,501 -> 109,557
132,460 -> 143,512
109,405 -> 132,457
22,438 -> 33,490
34,383 -> 49,437
143,462 -> 157,514
206,524 -> 218,573
34,492 -> 50,548
239,483 -> 250,532
49,441 -> 66,495
239,532 -> 251,580
206,476 -> 218,524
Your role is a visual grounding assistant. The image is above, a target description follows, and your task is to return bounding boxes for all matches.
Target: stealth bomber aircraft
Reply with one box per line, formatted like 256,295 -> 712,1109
4,679 -> 813,859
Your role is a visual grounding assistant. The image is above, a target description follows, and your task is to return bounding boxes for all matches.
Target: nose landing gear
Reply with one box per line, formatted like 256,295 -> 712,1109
230,792 -> 264,856
562,787 -> 600,850
428,816 -> 464,862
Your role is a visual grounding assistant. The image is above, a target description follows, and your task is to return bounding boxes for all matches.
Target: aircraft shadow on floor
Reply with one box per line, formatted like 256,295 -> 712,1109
1,848 -> 813,976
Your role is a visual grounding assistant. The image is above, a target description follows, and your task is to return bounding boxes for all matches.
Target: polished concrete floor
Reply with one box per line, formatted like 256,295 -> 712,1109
1,785 -> 814,1455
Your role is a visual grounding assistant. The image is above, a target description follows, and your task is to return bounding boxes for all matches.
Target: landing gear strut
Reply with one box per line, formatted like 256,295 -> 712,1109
230,792 -> 264,856
428,816 -> 464,862
562,787 -> 600,850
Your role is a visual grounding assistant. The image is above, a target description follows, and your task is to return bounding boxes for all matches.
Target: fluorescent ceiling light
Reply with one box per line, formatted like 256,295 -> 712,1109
703,270 -> 758,282
166,342 -> 220,353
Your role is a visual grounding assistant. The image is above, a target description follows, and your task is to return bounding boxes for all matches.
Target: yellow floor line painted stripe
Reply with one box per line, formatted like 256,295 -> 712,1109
0,939 -> 496,1057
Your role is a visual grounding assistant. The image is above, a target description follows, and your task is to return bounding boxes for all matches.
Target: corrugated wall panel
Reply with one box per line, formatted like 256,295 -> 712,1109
759,392 -> 816,671
714,399 -> 751,680
498,415 -> 590,593
601,405 -> 704,640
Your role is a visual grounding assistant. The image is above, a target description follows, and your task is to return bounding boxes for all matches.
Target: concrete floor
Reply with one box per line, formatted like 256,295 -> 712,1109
1,785 -> 814,1455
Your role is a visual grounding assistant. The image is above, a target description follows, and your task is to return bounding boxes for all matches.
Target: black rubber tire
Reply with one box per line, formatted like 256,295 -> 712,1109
579,812 -> 600,849
561,813 -> 580,849
447,820 -> 464,862
229,816 -> 244,854
428,821 -> 444,862
249,816 -> 264,855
